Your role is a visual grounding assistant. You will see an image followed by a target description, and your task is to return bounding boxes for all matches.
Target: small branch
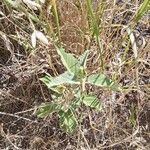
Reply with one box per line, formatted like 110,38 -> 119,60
0,111 -> 37,123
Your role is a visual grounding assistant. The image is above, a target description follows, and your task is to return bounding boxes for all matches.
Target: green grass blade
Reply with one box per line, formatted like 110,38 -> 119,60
51,0 -> 61,41
135,0 -> 150,22
86,0 -> 104,71
86,0 -> 99,36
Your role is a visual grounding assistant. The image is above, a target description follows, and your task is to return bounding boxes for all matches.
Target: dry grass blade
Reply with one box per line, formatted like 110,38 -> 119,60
0,111 -> 38,123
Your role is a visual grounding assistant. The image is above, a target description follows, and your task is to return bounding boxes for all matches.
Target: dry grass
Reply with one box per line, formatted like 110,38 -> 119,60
0,0 -> 150,149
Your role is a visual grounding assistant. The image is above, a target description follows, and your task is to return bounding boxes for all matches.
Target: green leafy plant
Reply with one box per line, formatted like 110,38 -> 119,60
36,48 -> 119,133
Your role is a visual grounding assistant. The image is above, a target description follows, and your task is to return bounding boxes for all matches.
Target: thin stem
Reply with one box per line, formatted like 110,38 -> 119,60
96,35 -> 104,72
51,0 -> 61,42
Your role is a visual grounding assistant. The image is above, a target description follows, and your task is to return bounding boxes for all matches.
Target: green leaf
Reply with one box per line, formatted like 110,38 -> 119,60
72,50 -> 89,80
87,73 -> 119,91
71,98 -> 82,110
36,103 -> 60,118
56,48 -> 80,74
79,50 -> 90,68
40,71 -> 80,88
75,66 -> 87,81
82,95 -> 102,111
135,0 -> 150,22
59,109 -> 77,133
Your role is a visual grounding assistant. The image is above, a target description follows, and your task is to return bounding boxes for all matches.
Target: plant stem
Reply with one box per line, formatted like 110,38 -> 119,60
51,0 -> 61,42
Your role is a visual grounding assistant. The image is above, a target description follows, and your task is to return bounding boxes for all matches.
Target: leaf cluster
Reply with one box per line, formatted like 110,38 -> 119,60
36,48 -> 119,133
